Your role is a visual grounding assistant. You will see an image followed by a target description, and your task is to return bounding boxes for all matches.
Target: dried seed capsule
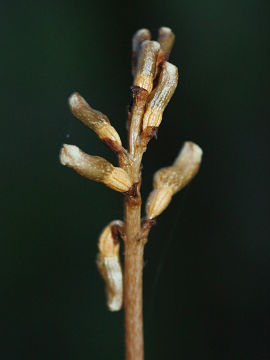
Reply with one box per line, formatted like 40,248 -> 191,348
97,221 -> 124,311
146,142 -> 202,219
134,40 -> 160,93
132,28 -> 151,77
157,27 -> 175,61
69,92 -> 122,152
142,62 -> 178,131
59,144 -> 132,192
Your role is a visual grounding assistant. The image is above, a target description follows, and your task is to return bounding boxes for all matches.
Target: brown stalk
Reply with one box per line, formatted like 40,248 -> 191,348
60,26 -> 202,360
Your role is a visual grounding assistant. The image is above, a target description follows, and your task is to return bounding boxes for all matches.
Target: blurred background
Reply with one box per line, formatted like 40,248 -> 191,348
1,0 -> 270,359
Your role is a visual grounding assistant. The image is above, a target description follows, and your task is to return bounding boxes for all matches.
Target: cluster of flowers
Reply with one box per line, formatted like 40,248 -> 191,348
60,27 -> 202,311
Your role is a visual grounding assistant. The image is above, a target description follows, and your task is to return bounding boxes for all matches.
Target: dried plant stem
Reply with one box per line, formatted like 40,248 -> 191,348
123,136 -> 145,359
124,195 -> 144,360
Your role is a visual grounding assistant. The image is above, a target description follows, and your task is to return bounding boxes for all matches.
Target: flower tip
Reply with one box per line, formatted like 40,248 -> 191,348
159,26 -> 173,34
59,144 -> 81,166
190,142 -> 203,160
68,92 -> 82,109
175,141 -> 203,167
142,39 -> 160,51
135,28 -> 151,38
165,62 -> 178,81
108,297 -> 122,312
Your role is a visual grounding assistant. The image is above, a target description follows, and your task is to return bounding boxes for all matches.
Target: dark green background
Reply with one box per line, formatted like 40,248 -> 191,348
1,0 -> 270,359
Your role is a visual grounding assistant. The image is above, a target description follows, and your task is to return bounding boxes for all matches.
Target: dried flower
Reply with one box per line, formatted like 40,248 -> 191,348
97,221 -> 124,311
69,92 -> 122,152
146,142 -> 202,218
142,62 -> 178,131
134,40 -> 160,93
132,29 -> 151,77
60,144 -> 132,192
157,27 -> 175,61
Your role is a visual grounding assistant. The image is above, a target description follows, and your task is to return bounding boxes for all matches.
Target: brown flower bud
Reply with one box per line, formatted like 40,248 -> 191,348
59,144 -> 132,192
132,28 -> 151,77
97,221 -> 124,311
134,40 -> 160,93
146,142 -> 202,218
142,62 -> 178,131
69,92 -> 122,151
